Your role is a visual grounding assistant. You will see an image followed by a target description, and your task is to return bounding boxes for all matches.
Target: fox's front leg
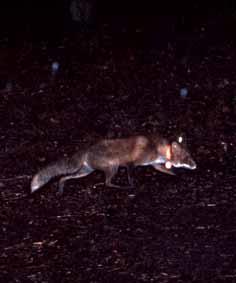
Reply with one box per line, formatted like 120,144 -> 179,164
103,166 -> 133,189
104,166 -> 123,188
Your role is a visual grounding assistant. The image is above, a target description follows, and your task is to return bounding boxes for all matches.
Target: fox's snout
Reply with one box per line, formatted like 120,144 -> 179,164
172,159 -> 197,170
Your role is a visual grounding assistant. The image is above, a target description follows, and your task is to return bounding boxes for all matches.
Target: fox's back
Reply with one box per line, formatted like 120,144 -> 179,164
86,135 -> 157,169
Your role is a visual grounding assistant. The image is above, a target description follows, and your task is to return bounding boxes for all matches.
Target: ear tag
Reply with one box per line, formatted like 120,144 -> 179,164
165,161 -> 172,169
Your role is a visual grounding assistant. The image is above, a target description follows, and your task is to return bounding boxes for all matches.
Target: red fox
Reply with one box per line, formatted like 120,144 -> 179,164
31,135 -> 196,194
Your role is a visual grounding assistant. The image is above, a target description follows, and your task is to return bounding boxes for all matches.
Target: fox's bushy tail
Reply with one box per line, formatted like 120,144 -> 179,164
31,153 -> 83,193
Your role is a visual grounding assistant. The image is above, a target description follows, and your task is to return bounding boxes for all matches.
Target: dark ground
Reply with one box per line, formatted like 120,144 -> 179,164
0,22 -> 236,282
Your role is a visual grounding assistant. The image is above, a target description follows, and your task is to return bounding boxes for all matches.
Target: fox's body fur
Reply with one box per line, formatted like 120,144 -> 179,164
31,135 -> 196,193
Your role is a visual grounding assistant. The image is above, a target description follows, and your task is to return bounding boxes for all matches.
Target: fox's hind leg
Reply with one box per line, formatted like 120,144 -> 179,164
58,165 -> 94,194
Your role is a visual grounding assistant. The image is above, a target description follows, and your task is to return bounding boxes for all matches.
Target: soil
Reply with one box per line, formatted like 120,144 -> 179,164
0,24 -> 236,282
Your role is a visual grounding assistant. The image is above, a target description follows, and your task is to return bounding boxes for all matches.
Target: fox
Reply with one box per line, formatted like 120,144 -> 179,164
31,134 -> 196,194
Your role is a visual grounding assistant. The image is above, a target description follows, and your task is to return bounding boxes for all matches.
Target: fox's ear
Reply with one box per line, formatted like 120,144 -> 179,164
171,141 -> 182,154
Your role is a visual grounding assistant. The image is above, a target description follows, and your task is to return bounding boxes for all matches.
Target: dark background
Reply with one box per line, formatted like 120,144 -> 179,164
0,1 -> 236,40
0,1 -> 236,282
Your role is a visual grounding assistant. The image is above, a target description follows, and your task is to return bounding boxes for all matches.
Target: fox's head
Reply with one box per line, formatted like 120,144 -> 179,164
161,137 -> 196,170
169,141 -> 196,169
